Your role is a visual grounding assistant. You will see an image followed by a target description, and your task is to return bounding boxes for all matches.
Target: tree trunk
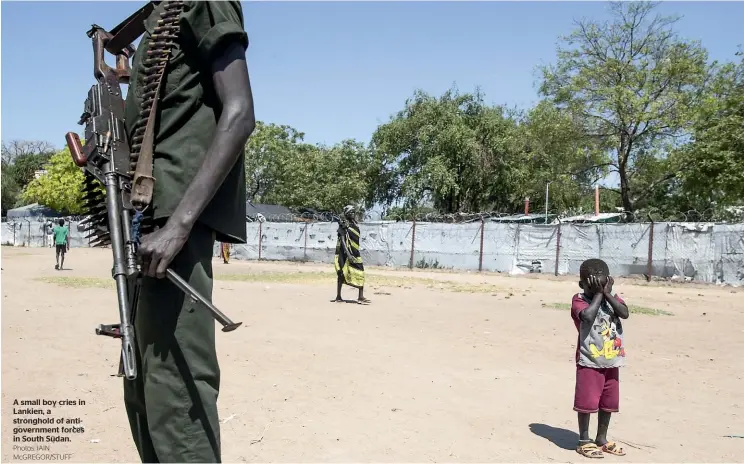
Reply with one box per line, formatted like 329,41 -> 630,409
619,167 -> 633,213
617,139 -> 633,212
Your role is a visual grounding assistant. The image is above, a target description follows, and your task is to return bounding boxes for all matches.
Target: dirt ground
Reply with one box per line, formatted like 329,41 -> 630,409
2,246 -> 743,463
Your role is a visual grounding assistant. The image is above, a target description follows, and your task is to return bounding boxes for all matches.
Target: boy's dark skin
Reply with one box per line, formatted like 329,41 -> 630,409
577,274 -> 629,447
137,41 -> 255,277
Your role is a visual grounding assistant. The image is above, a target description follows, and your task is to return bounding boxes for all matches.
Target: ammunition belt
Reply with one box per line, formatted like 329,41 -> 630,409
82,1 -> 184,244
129,0 -> 183,173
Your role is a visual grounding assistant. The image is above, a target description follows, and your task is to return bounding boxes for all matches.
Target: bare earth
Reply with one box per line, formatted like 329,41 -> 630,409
2,247 -> 743,463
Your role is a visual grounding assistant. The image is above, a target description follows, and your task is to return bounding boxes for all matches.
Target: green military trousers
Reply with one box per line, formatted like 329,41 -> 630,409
123,221 -> 221,462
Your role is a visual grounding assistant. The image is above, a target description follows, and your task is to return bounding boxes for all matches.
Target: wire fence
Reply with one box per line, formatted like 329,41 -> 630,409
377,208 -> 744,224
3,211 -> 743,286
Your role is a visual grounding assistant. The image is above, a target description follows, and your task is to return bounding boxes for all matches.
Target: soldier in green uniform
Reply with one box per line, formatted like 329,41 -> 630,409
122,1 -> 255,462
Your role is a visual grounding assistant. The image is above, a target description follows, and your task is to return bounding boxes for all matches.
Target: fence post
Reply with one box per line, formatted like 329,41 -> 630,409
303,223 -> 308,262
409,219 -> 417,269
554,221 -> 562,276
478,216 -> 485,272
646,219 -> 655,282
258,221 -> 263,261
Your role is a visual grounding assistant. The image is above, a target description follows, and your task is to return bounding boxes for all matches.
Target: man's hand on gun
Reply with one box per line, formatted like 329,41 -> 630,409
137,221 -> 190,279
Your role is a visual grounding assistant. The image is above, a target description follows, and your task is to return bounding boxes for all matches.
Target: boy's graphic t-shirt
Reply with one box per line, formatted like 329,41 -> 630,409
571,293 -> 626,369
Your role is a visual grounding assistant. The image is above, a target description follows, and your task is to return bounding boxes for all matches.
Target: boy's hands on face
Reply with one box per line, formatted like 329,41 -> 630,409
586,276 -> 603,296
603,276 -> 614,295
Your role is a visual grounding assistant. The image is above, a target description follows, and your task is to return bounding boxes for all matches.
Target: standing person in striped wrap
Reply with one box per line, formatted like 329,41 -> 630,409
333,205 -> 371,304
221,242 -> 231,263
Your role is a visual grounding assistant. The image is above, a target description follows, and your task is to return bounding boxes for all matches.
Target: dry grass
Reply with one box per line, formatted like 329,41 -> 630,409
215,270 -> 509,294
35,270 -> 512,295
545,302 -> 673,316
35,276 -> 113,289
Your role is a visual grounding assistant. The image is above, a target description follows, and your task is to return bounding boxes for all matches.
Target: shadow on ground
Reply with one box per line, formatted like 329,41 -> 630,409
529,423 -> 579,451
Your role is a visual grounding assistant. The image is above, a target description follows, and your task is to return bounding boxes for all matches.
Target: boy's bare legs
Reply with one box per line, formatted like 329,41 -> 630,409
577,412 -> 592,443
595,410 -> 612,446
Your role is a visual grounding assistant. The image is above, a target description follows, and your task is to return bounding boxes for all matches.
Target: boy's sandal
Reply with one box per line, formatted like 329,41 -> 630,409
357,297 -> 371,304
576,442 -> 604,458
601,442 -> 626,456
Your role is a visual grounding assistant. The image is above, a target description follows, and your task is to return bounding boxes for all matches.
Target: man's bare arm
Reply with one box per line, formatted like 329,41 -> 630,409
138,41 -> 255,278
169,42 -> 255,231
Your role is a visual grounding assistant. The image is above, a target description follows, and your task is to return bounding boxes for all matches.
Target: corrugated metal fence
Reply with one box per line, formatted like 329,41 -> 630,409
3,219 -> 743,285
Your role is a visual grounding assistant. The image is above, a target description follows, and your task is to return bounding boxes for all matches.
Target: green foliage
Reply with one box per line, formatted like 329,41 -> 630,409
244,121 -> 307,202
1,168 -> 22,215
415,257 -> 443,269
1,140 -> 55,215
244,121 -> 380,212
519,101 -> 616,213
21,147 -> 86,214
673,52 -> 744,211
372,87 -> 526,213
539,1 -> 709,212
371,87 -> 608,215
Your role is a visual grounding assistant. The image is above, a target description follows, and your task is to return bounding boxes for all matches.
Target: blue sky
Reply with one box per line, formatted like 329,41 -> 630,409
2,1 -> 743,151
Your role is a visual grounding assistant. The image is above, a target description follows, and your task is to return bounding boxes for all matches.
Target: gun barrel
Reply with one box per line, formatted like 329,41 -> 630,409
166,269 -> 243,332
104,168 -> 137,380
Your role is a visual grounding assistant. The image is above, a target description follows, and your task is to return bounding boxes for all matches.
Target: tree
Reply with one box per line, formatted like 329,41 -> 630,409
518,101 -> 617,214
243,121 -> 380,212
244,121 -> 307,202
1,140 -> 55,165
1,171 -> 21,216
371,87 -> 526,213
1,140 -> 55,215
674,52 -> 744,211
259,140 -> 378,212
21,147 -> 86,214
539,1 -> 710,212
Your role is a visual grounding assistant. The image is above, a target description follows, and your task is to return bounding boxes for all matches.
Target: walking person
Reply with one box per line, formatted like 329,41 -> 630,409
46,221 -> 54,248
333,205 -> 370,304
52,219 -> 70,270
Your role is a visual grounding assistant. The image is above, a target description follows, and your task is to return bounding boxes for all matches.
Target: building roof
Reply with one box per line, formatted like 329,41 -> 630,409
6,203 -> 65,219
560,212 -> 627,223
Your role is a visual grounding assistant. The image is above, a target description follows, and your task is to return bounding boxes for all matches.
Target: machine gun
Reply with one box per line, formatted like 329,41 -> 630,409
65,2 -> 242,381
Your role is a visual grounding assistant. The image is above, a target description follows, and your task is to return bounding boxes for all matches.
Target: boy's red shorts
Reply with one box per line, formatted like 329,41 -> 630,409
573,365 -> 619,413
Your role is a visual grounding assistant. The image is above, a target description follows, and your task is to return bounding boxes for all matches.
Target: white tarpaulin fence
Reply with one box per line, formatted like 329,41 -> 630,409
3,219 -> 743,286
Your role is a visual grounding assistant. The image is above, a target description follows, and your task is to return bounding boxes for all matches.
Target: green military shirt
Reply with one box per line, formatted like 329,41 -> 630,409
124,1 -> 249,243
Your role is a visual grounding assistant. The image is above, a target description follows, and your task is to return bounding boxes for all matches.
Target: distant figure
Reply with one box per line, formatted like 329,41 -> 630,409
221,242 -> 231,264
52,218 -> 70,270
333,205 -> 370,304
571,258 -> 629,458
46,222 -> 54,247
